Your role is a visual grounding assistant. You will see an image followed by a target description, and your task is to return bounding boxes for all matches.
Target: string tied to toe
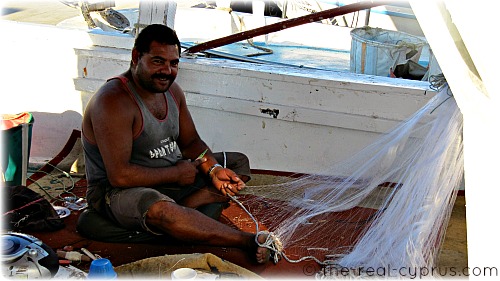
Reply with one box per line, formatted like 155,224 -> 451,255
229,192 -> 284,264
255,230 -> 283,264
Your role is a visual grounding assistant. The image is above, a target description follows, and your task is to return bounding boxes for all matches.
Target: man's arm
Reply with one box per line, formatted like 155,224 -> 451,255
171,82 -> 245,195
170,82 -> 218,171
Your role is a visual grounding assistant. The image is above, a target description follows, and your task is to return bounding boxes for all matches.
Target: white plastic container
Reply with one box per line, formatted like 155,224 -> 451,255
350,27 -> 428,77
171,268 -> 197,280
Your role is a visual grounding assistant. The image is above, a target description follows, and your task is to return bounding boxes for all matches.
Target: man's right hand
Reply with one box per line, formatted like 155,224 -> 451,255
175,158 -> 206,186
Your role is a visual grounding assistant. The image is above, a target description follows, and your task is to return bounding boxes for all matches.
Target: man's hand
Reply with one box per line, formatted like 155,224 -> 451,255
211,168 -> 245,196
175,158 -> 206,186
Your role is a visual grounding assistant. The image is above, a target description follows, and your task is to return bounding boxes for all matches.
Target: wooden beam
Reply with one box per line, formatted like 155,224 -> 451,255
184,0 -> 392,54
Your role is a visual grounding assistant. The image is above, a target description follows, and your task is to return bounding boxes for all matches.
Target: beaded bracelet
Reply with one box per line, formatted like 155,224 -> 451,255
208,163 -> 222,178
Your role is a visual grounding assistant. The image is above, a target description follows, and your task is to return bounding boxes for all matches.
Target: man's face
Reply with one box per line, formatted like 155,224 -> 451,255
133,41 -> 179,93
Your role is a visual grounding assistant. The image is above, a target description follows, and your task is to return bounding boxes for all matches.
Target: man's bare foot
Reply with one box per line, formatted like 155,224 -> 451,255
255,232 -> 271,264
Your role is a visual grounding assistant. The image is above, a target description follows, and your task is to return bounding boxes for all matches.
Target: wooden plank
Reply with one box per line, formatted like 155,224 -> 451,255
136,0 -> 177,34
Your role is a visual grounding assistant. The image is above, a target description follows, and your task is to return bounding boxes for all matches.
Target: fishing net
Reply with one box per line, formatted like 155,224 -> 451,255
235,81 -> 463,277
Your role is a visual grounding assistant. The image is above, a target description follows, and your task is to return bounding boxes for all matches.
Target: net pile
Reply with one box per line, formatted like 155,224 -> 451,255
240,84 -> 464,277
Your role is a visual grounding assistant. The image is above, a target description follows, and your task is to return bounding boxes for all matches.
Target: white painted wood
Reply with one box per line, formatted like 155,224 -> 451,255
178,58 -> 433,121
75,46 -> 130,79
136,0 -> 177,34
73,45 -> 434,174
87,29 -> 134,49
81,7 -> 235,50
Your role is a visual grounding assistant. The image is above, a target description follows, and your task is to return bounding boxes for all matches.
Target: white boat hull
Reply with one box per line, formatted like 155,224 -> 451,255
75,40 -> 434,174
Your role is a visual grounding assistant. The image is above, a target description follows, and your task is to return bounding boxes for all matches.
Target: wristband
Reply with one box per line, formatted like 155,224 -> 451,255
207,164 -> 222,178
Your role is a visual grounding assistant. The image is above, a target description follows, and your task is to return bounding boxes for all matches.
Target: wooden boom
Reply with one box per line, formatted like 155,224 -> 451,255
184,0 -> 393,54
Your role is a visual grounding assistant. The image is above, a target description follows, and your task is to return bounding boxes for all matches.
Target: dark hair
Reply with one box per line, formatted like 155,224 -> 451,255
134,24 -> 181,56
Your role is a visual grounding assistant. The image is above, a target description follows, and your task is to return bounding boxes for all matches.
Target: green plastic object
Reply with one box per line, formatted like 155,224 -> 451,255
1,112 -> 34,186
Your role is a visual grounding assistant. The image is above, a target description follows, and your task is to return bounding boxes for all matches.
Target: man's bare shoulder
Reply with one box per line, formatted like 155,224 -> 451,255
94,78 -> 128,98
83,77 -> 136,139
89,78 -> 133,111
169,81 -> 186,103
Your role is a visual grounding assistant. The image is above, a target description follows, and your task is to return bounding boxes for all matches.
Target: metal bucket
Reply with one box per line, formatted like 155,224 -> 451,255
350,27 -> 428,77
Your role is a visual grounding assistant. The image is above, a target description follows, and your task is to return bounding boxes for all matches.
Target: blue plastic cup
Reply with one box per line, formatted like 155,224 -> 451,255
87,258 -> 117,279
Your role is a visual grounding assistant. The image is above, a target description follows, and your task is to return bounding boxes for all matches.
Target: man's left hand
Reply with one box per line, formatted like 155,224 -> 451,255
211,168 -> 245,196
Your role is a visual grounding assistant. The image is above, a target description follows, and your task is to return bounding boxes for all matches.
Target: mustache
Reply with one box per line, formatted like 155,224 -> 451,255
152,73 -> 175,80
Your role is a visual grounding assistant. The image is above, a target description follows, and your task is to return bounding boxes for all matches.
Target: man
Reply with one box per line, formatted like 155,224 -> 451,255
79,24 -> 270,263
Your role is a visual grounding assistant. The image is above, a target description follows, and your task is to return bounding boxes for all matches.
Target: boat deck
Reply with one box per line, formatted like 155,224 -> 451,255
2,1 -> 467,277
24,166 -> 467,278
20,129 -> 467,278
185,41 -> 352,72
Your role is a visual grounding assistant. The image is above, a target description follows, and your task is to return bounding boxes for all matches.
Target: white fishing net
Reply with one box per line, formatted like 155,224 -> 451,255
237,81 -> 464,277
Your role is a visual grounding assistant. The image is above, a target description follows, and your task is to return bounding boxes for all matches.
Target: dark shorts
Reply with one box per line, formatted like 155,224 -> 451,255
104,176 -> 207,234
86,152 -> 250,234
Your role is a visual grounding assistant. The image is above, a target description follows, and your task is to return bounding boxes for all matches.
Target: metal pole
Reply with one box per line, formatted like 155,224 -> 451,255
365,8 -> 371,26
